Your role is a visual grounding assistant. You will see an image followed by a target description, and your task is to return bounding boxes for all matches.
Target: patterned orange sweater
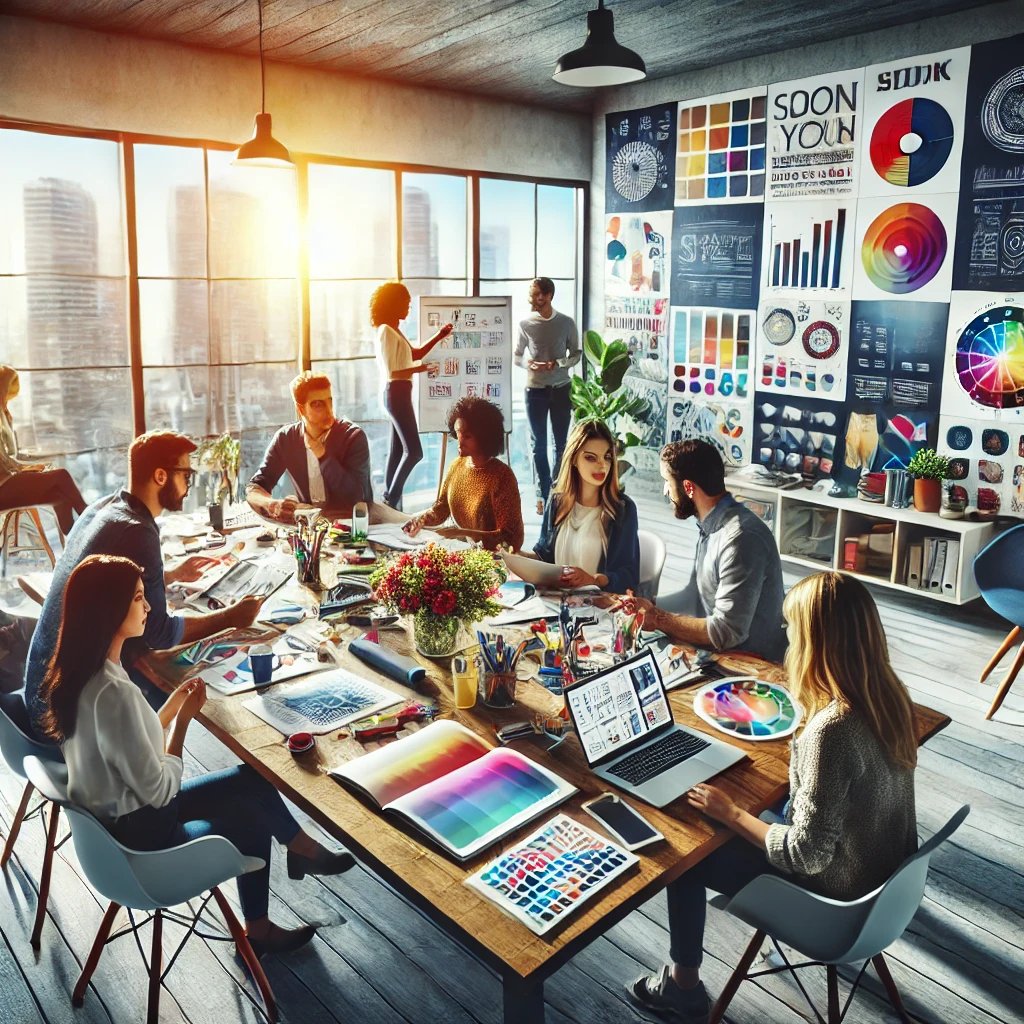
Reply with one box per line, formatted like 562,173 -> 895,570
419,456 -> 524,552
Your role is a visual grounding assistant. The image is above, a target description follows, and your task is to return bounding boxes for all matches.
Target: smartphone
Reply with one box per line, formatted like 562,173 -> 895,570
581,793 -> 664,851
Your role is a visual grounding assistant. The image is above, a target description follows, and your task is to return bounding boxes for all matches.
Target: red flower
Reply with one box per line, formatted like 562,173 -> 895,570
409,596 -> 421,611
417,556 -> 430,569
431,590 -> 457,616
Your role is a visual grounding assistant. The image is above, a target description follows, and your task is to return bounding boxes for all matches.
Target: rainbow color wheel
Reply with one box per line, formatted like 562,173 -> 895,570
954,305 -> 1024,410
693,676 -> 802,741
869,98 -> 955,187
861,203 -> 946,294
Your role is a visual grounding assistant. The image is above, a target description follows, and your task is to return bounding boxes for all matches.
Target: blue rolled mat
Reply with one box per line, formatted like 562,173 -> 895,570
349,636 -> 426,690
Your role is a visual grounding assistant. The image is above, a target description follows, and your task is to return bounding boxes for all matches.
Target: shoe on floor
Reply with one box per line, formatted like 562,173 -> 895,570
536,499 -> 545,516
287,847 -> 356,880
628,966 -> 711,1024
246,923 -> 317,958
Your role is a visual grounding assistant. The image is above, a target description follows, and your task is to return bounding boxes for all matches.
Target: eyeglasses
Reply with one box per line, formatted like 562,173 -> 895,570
165,467 -> 197,487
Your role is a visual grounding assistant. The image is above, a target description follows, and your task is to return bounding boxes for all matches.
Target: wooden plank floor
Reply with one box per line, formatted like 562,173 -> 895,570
1,493 -> 1023,1024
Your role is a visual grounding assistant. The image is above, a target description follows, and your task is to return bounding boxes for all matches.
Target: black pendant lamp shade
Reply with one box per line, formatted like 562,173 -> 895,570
553,0 -> 646,88
233,0 -> 294,167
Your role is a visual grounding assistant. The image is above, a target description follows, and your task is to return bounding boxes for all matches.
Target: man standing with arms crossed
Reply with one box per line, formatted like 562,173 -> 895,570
515,278 -> 581,515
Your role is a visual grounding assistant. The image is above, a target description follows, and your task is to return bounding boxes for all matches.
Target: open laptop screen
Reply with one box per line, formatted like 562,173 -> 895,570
565,648 -> 674,767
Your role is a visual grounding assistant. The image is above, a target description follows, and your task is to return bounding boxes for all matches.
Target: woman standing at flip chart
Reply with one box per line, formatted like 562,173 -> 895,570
370,283 -> 452,509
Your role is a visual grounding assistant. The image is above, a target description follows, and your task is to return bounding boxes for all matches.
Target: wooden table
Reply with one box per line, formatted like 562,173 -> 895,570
139,626 -> 949,1024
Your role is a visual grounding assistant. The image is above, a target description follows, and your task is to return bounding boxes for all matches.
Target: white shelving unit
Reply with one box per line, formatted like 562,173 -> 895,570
732,481 -> 998,605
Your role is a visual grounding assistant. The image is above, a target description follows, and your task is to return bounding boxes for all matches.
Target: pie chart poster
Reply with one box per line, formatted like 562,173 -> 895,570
605,105 -> 677,213
953,32 -> 1024,292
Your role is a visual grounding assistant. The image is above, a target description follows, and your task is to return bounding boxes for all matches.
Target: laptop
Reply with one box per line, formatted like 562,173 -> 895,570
564,647 -> 745,808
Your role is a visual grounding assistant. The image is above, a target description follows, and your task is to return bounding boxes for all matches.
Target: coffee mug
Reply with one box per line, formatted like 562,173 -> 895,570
248,644 -> 276,685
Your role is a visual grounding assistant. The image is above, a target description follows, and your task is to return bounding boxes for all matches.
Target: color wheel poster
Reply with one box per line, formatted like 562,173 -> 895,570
767,68 -> 865,200
859,47 -> 970,198
852,192 -> 958,302
953,32 -> 1024,293
606,105 -> 677,213
675,87 -> 768,204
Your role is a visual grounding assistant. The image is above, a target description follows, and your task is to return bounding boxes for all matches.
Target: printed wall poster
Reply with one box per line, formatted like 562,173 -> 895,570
851,192 -> 958,302
756,298 -> 850,402
762,200 -> 857,296
767,69 -> 865,199
666,397 -> 752,467
859,47 -> 970,198
675,88 -> 768,204
953,33 -> 1024,292
938,414 -> 1023,513
670,204 -> 763,307
753,396 -> 840,479
670,306 -> 753,401
606,105 -> 677,213
605,211 -> 671,296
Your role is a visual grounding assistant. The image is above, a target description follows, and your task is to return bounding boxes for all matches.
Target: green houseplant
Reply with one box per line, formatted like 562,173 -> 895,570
907,448 -> 949,514
197,433 -> 241,509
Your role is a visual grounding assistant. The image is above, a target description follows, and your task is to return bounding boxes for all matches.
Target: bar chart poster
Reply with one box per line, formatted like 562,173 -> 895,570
767,68 -> 865,199
761,200 -> 857,296
605,210 -> 671,297
859,47 -> 969,199
852,193 -> 958,302
670,204 -> 763,307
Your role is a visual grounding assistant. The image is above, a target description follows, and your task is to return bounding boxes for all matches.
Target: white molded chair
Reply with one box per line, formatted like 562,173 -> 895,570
637,529 -> 667,601
23,755 -> 279,1024
708,804 -> 970,1024
0,695 -> 66,947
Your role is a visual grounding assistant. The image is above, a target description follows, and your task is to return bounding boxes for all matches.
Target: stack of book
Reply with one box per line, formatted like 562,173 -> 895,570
905,537 -> 959,594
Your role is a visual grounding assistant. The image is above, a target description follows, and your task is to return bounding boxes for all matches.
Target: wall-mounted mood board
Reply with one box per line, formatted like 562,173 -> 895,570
604,32 -> 1024,513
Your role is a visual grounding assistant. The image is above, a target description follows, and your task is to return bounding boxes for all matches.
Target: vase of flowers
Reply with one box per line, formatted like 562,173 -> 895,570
907,448 -> 949,514
370,543 -> 504,658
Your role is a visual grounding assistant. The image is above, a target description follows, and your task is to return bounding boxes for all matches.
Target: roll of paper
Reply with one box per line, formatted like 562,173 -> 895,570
349,636 -> 426,690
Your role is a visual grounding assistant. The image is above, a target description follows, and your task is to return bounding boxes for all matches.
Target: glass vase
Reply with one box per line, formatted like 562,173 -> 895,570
413,610 -> 460,658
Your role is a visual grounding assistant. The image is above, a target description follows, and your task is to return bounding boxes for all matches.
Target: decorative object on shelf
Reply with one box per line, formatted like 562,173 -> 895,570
233,0 -> 293,167
907,448 -> 950,513
371,543 -> 503,659
553,0 -> 646,88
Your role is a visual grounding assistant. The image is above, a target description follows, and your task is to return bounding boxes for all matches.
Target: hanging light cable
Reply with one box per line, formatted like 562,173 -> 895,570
553,0 -> 646,88
233,0 -> 294,167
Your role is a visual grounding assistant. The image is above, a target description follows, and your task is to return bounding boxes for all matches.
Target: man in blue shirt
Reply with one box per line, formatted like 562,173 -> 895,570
23,430 -> 263,730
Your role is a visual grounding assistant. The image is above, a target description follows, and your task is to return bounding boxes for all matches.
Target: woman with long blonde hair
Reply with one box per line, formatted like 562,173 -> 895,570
533,419 -> 639,591
631,571 -> 918,1023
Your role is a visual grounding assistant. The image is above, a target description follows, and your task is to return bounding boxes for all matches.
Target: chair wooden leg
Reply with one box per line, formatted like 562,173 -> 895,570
28,509 -> 56,567
30,802 -> 59,948
147,908 -> 163,1024
73,901 -> 121,1006
826,964 -> 841,1024
210,886 -> 280,1023
871,953 -> 912,1024
709,929 -> 765,1024
1,781 -> 34,868
980,626 -> 1021,682
986,638 -> 1024,720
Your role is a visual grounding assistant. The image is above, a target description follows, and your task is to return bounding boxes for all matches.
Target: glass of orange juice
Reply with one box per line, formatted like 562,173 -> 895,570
451,654 -> 478,709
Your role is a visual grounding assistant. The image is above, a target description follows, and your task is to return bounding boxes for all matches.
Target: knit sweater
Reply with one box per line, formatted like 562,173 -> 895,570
765,700 -> 917,901
418,456 -> 525,552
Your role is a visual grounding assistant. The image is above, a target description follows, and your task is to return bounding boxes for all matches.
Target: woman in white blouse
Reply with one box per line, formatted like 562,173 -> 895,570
38,554 -> 354,958
370,282 -> 452,508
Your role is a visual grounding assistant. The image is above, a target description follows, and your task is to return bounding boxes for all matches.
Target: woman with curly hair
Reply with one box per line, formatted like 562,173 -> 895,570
403,396 -> 523,551
370,282 -> 452,508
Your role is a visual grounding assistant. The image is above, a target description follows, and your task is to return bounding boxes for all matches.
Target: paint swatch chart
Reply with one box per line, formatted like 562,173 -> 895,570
693,677 -> 803,741
465,815 -> 638,936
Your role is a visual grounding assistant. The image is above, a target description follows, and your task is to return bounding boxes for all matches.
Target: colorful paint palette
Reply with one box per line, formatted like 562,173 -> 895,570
465,815 -> 638,935
954,305 -> 1024,409
694,676 -> 802,741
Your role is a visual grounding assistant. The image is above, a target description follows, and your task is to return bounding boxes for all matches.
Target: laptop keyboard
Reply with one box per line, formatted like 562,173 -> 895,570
608,730 -> 711,787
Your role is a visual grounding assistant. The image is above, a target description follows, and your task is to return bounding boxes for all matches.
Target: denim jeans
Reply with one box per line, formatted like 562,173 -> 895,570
107,764 -> 301,920
525,384 -> 572,500
382,380 -> 422,508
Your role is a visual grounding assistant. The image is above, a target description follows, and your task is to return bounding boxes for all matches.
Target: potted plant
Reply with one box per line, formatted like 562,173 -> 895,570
196,433 -> 241,528
370,544 -> 504,658
907,448 -> 949,514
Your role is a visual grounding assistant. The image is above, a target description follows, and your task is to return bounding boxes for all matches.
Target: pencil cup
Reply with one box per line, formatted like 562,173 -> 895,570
480,671 -> 517,709
451,654 -> 478,710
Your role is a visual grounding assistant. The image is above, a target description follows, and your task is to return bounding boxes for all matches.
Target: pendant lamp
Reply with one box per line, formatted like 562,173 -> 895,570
553,0 -> 646,88
233,0 -> 294,167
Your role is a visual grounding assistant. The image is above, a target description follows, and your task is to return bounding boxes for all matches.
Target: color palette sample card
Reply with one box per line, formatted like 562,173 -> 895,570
465,815 -> 638,936
693,677 -> 803,741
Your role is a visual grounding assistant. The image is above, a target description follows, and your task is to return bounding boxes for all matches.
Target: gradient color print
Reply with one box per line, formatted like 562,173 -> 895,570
860,203 -> 947,294
694,677 -> 802,740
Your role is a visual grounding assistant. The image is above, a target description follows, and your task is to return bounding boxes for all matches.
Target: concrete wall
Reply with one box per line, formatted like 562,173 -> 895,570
0,15 -> 591,182
587,0 -> 1024,325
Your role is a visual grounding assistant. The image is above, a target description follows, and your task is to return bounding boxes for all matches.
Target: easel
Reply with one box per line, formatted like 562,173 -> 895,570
434,430 -> 514,501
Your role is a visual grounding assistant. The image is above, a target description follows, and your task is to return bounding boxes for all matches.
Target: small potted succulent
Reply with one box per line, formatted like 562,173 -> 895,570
907,448 -> 949,514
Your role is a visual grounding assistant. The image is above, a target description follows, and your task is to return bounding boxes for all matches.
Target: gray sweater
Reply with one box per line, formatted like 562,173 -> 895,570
765,700 -> 917,901
514,310 -> 581,387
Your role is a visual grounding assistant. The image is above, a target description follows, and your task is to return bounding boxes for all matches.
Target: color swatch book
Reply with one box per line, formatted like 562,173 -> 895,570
465,815 -> 638,935
330,719 -> 577,862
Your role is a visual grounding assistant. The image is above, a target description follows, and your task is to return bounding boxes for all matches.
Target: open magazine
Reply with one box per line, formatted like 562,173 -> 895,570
330,719 -> 577,862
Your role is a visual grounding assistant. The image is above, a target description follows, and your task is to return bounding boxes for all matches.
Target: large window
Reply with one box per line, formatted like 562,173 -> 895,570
1,123 -> 586,510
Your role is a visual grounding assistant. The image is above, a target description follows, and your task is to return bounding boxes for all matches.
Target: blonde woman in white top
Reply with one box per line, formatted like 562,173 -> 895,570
370,283 -> 452,508
39,554 -> 357,959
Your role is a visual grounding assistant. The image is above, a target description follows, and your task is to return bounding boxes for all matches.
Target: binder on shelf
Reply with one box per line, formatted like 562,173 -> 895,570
906,544 -> 923,589
922,537 -> 937,589
942,540 -> 960,594
928,539 -> 947,591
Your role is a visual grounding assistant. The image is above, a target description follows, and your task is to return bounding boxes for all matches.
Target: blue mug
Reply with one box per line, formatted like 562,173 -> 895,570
248,644 -> 276,685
